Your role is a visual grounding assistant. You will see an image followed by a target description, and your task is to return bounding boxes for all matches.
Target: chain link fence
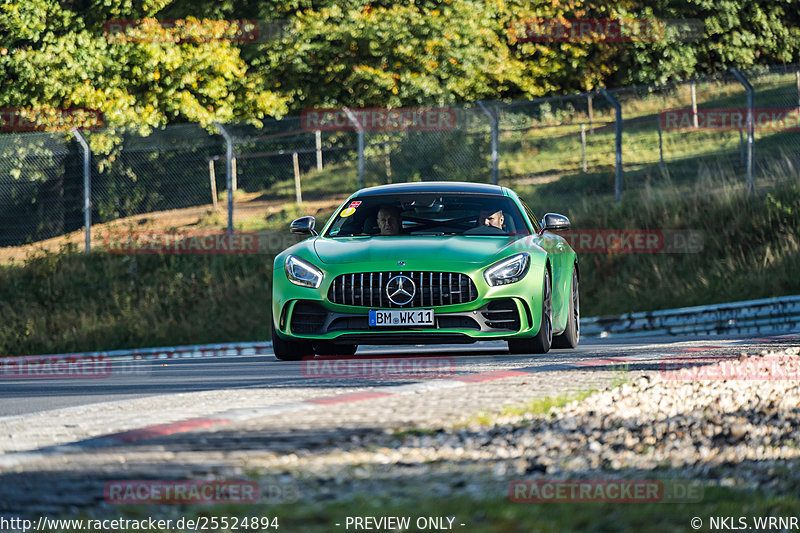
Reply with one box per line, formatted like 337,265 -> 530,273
0,131 -> 83,247
0,63 -> 798,250
214,105 -> 492,203
86,125 -> 224,223
494,93 -> 618,189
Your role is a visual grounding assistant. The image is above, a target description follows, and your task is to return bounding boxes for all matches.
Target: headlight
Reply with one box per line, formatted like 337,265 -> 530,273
484,253 -> 530,286
285,255 -> 324,288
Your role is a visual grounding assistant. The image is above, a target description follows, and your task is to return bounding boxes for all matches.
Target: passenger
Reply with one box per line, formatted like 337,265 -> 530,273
478,209 -> 505,230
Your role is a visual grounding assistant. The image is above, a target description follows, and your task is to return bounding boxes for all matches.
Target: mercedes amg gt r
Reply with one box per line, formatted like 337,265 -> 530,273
271,182 -> 579,360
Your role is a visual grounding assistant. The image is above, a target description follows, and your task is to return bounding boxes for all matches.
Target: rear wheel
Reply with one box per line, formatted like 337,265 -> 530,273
313,342 -> 358,356
552,266 -> 580,349
508,267 -> 552,354
272,326 -> 315,361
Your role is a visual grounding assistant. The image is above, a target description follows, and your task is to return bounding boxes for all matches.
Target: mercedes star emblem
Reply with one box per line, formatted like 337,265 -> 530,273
386,275 -> 416,306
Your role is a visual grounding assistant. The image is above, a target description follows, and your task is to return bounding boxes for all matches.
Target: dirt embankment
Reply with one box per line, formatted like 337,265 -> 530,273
0,192 -> 345,263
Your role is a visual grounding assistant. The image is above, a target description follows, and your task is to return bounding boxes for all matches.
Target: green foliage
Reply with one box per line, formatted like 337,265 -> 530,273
255,0 -> 590,107
0,0 -> 289,132
618,0 -> 800,84
3,0 -> 797,127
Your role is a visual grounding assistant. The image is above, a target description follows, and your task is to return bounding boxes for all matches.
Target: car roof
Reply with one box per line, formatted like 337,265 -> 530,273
355,181 -> 505,197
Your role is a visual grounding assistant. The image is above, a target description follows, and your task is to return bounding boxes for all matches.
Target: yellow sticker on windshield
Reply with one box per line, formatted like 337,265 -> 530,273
340,201 -> 362,218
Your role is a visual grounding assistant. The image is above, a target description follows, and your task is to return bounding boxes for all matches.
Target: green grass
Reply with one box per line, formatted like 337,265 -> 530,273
265,162 -> 360,200
609,364 -> 632,388
82,485 -> 800,533
392,427 -> 439,438
500,390 -> 596,419
0,245 -> 274,355
458,389 -> 597,427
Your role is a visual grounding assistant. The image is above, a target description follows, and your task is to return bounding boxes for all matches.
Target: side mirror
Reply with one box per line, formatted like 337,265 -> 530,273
541,213 -> 570,231
290,216 -> 317,236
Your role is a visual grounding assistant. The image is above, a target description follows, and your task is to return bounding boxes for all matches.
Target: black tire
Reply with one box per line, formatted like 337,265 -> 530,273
508,267 -> 552,355
552,266 -> 580,349
272,325 -> 315,361
313,342 -> 358,356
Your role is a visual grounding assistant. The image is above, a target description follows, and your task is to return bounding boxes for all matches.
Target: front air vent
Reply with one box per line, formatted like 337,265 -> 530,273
481,299 -> 521,330
290,301 -> 327,334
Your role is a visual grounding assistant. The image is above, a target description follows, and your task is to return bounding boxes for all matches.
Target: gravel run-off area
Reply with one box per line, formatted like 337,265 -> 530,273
241,346 -> 800,504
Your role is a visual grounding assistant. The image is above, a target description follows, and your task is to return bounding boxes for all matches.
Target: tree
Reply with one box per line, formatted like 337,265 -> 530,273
0,0 -> 289,136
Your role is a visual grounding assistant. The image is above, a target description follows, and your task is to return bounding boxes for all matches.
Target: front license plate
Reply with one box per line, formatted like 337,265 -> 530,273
369,309 -> 435,327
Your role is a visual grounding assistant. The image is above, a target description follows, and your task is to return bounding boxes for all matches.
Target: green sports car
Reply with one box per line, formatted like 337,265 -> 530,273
271,182 -> 579,360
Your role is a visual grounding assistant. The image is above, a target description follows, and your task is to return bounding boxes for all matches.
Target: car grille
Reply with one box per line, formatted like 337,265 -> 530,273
328,271 -> 478,308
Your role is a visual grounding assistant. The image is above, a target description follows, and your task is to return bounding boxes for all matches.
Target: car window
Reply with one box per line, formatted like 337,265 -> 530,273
324,194 -> 531,237
519,199 -> 541,233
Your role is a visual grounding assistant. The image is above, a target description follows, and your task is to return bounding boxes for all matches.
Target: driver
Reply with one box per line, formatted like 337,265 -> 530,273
478,209 -> 505,230
377,205 -> 402,236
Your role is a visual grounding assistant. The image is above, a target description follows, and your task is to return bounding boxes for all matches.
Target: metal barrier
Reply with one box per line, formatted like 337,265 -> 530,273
581,295 -> 800,338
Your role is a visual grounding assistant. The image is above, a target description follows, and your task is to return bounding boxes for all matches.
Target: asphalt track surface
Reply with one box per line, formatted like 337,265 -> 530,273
1,332 -> 798,520
0,334 -> 771,418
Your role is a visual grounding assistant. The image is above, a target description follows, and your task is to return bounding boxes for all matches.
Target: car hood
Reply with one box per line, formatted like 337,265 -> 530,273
313,236 -> 528,265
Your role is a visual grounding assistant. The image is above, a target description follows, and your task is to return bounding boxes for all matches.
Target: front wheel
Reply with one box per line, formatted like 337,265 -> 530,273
272,326 -> 315,361
552,266 -> 580,349
508,267 -> 552,355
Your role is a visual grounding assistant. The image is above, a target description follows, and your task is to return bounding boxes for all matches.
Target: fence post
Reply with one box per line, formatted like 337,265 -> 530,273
477,101 -> 499,185
587,94 -> 594,133
71,128 -> 92,254
315,130 -> 323,171
213,122 -> 235,233
231,156 -> 238,192
292,152 -> 302,204
795,70 -> 800,113
730,68 -> 754,194
690,81 -> 698,128
656,117 -> 664,168
739,129 -> 746,166
208,157 -> 218,210
580,124 -> 587,172
600,89 -> 623,204
342,108 -> 365,188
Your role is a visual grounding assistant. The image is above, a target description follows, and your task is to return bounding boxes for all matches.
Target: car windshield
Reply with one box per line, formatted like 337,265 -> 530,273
324,194 -> 530,237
